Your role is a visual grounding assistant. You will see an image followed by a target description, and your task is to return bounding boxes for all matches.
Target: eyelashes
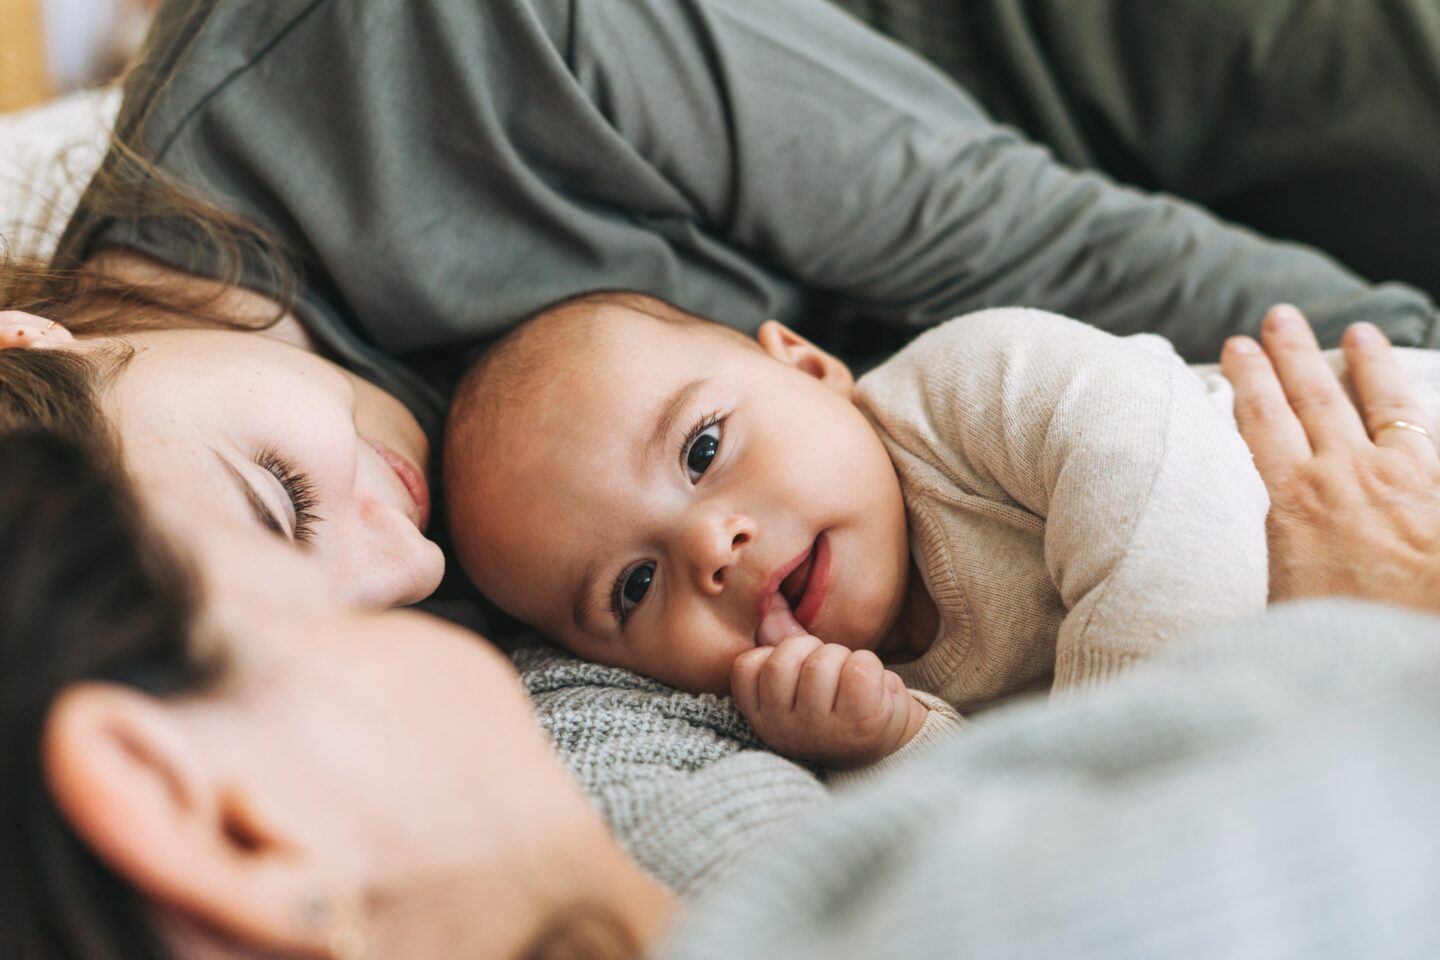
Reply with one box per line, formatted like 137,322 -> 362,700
678,410 -> 724,475
256,447 -> 322,544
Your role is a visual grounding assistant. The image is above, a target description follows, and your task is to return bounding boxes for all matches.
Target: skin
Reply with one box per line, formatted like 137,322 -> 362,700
43,499 -> 675,960
0,305 -> 443,608
448,305 -> 936,765
34,304 -> 1440,958
1222,305 -> 1440,612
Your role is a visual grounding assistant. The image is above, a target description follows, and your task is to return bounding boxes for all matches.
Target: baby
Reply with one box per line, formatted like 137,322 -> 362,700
444,293 -> 1440,774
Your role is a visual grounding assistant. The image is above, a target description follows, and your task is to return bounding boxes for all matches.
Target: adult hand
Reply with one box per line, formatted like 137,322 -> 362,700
1221,305 -> 1440,612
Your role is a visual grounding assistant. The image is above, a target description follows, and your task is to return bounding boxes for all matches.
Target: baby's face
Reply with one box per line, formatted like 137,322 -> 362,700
455,308 -> 911,694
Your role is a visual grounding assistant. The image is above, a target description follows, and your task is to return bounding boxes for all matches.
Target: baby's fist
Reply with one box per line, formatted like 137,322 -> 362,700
731,636 -> 925,767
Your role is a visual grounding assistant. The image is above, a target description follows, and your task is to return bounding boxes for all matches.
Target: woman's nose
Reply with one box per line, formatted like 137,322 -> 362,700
681,512 -> 755,595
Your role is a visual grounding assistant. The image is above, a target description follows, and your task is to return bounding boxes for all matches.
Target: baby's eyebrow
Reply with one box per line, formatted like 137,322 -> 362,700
645,377 -> 710,465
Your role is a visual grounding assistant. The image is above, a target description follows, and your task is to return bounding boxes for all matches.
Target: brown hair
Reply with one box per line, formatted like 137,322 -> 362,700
444,289 -> 723,474
0,430 -> 210,960
519,901 -> 644,960
1,9 -> 297,458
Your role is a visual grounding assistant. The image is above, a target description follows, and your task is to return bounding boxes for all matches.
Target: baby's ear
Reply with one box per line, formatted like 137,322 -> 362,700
0,311 -> 77,351
755,321 -> 854,397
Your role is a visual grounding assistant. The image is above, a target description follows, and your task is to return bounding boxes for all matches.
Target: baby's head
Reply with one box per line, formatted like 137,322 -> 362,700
445,293 -> 910,694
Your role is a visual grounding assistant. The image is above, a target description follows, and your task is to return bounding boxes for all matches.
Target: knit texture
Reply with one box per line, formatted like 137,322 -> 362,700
660,600 -> 1440,960
514,643 -> 829,898
854,308 -> 1273,711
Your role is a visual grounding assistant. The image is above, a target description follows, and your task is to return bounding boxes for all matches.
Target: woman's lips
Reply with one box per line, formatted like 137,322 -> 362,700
368,441 -> 431,530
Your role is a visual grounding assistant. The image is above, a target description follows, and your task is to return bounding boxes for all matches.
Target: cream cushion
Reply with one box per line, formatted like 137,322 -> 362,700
0,86 -> 119,261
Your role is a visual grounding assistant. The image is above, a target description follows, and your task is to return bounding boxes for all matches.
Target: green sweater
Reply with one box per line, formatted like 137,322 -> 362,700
525,600 -> 1440,956
63,0 -> 1437,441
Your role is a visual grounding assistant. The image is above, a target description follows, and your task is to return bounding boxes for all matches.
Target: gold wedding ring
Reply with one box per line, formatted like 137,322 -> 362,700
1373,419 -> 1432,441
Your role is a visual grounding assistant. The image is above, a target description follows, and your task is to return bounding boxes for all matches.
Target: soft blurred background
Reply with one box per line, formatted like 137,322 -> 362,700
1,0 -> 158,110
1,0 -> 156,257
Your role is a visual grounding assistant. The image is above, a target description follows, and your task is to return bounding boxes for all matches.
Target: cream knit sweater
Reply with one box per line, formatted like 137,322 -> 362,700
855,308 -> 1440,713
856,307 -> 1266,710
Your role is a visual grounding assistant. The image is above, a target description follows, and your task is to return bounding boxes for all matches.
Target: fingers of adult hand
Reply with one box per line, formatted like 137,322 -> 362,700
1343,322 -> 1439,463
1260,305 -> 1368,450
730,647 -> 771,719
833,650 -> 887,720
1221,334 -> 1312,478
757,634 -> 823,712
794,644 -> 851,717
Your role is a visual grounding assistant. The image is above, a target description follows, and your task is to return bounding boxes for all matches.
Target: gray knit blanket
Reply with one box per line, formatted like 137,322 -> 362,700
514,643 -> 828,897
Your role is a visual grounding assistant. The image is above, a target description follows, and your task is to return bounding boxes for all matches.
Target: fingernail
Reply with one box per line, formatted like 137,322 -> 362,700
1225,336 -> 1259,355
1348,322 -> 1386,346
757,595 -> 806,647
1267,304 -> 1304,331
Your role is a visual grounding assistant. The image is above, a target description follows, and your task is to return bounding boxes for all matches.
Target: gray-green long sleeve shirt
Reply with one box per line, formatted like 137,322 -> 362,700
63,0 -> 1437,438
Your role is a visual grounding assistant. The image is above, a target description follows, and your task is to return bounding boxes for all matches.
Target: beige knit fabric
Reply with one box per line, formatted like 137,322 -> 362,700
826,689 -> 964,790
854,308 -> 1276,713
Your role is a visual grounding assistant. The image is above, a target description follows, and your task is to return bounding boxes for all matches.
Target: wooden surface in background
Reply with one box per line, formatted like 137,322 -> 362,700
0,0 -> 53,111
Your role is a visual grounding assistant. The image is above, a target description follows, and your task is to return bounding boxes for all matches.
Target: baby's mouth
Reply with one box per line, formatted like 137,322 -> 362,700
779,545 -> 816,610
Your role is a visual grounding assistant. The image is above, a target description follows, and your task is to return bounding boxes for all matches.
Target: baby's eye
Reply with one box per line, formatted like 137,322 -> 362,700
684,424 -> 721,483
616,562 -> 656,620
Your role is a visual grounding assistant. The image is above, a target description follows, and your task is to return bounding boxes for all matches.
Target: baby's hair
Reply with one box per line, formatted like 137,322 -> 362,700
446,290 -> 707,476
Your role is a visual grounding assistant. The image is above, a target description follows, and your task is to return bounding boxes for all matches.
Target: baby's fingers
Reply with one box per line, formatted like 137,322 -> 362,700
757,634 -> 823,712
832,650 -> 887,721
794,644 -> 851,718
730,647 -> 772,720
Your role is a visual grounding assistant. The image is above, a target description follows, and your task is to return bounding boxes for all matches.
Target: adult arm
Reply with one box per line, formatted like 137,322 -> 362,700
66,0 -> 1437,381
570,0 -> 1438,358
658,599 -> 1440,960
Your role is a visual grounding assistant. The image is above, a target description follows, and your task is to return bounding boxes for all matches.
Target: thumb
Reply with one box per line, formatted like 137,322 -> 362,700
756,593 -> 807,647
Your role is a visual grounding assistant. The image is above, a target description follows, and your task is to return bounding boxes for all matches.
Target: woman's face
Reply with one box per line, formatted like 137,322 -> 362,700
106,500 -> 624,958
86,325 -> 444,607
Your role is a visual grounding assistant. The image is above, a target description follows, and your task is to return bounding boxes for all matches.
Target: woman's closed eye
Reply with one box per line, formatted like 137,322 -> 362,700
257,447 -> 322,544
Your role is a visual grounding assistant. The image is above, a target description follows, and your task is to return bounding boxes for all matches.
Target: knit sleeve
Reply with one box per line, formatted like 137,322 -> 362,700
824,690 -> 964,791
513,644 -> 828,899
856,308 -> 1270,692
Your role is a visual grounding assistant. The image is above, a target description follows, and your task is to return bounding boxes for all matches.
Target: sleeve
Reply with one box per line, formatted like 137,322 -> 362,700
657,602 -> 1440,960
568,0 -> 1439,358
824,690 -> 965,791
856,308 -> 1271,692
514,645 -> 829,899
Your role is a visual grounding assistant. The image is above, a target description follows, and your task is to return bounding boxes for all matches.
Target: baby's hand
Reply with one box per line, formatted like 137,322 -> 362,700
731,600 -> 928,768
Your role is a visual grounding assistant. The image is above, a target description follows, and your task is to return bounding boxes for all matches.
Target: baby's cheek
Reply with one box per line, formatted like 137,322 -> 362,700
670,635 -> 754,697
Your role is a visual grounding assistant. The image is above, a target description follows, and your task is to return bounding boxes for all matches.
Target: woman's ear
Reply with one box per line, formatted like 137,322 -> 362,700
755,321 -> 854,396
0,311 -> 77,350
42,682 -> 351,956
